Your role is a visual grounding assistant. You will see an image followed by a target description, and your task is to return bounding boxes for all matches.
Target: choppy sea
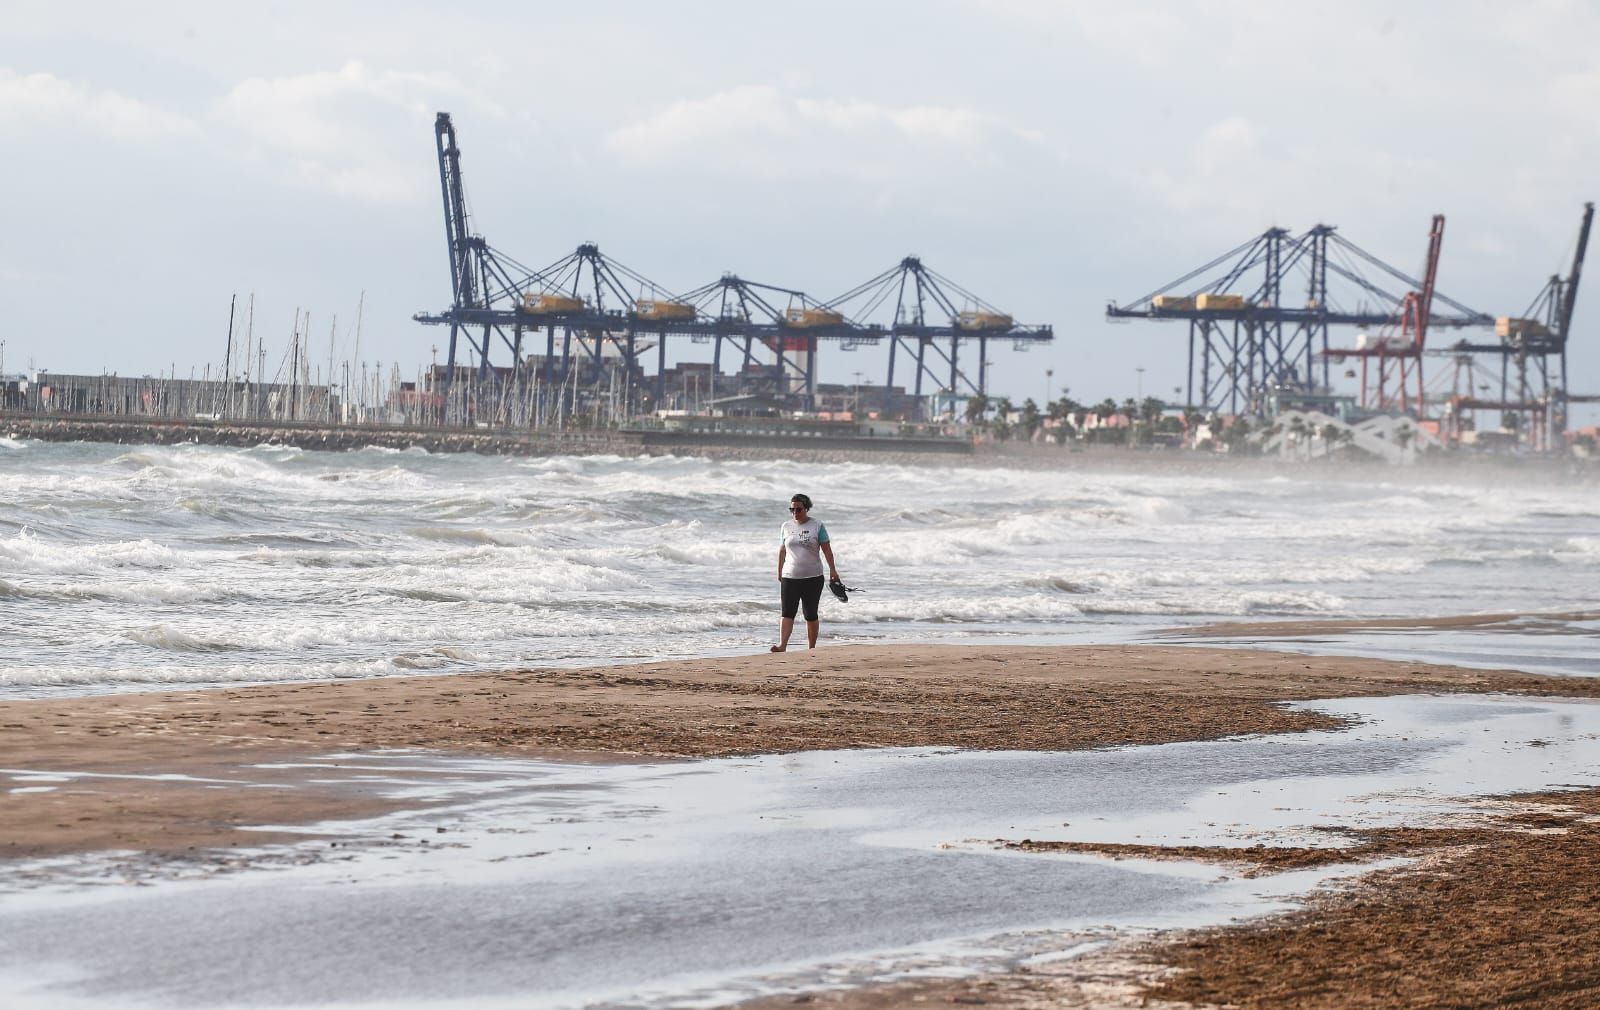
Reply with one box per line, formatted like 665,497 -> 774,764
2,438 -> 1597,696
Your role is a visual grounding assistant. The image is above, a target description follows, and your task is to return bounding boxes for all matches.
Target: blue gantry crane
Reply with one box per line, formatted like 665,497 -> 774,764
824,256 -> 1053,414
1106,222 -> 1492,416
414,112 -> 1052,423
1441,202 -> 1593,442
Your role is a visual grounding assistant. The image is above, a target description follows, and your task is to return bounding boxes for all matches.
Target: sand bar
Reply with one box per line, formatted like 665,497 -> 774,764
1165,607 -> 1600,640
4,643 -> 1598,859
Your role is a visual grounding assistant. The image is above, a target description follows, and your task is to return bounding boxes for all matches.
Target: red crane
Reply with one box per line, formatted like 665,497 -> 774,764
1328,214 -> 1445,414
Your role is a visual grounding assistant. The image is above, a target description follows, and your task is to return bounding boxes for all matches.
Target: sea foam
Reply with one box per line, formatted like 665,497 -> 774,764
3,443 -> 1596,695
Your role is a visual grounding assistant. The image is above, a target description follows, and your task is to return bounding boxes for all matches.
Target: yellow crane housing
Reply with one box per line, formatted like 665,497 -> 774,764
522,292 -> 586,314
956,310 -> 1015,331
634,299 -> 697,322
1195,293 -> 1249,311
785,307 -> 845,328
1495,316 -> 1552,338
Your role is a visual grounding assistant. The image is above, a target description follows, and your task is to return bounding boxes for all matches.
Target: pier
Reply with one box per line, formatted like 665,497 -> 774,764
0,413 -> 973,462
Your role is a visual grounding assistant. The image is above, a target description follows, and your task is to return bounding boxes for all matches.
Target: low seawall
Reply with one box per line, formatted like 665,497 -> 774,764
0,414 -> 973,463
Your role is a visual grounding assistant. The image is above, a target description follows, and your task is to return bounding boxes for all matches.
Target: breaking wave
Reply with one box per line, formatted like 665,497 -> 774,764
3,442 -> 1595,694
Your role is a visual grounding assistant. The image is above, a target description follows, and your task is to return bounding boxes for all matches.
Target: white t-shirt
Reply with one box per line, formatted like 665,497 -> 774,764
779,518 -> 830,579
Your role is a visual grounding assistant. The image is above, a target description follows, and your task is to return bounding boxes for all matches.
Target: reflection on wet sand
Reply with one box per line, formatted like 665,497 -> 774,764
2,693 -> 1598,1009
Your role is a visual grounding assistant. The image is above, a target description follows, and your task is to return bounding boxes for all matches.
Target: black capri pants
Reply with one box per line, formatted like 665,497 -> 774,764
780,575 -> 826,621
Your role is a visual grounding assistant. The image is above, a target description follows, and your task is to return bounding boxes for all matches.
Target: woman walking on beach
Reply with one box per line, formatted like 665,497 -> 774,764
772,493 -> 840,654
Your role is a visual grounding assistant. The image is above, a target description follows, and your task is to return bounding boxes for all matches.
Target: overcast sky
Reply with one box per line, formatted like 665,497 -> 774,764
4,1 -> 1598,418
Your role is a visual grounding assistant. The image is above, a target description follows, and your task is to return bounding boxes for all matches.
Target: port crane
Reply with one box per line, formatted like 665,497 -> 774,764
1442,202 -> 1593,446
824,256 -> 1053,413
1107,221 -> 1490,416
414,112 -> 1052,422
1325,214 -> 1446,414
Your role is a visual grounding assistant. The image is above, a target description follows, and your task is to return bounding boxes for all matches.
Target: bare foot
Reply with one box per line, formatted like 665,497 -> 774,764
769,645 -> 787,653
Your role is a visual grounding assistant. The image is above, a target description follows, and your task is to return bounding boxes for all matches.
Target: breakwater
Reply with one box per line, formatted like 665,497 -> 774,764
0,413 -> 972,462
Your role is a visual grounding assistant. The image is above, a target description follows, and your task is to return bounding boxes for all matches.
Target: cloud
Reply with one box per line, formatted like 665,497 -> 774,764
972,0 -> 1187,66
1465,233 -> 1508,257
1141,116 -> 1278,219
210,61 -> 504,204
1138,114 -> 1448,237
1190,116 -> 1261,178
604,85 -> 1044,183
0,68 -> 195,141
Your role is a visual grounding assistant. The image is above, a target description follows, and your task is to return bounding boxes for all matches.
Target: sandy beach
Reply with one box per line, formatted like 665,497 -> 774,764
6,643 -> 1593,857
6,642 -> 1600,1007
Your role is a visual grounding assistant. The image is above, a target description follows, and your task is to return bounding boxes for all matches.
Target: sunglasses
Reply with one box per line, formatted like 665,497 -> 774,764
788,505 -> 807,512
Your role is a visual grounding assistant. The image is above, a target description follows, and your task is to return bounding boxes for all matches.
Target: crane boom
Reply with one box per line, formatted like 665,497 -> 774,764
435,113 -> 478,312
1558,202 -> 1593,343
1415,214 -> 1445,350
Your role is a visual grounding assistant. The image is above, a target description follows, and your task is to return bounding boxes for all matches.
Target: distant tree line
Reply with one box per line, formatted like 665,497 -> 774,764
964,392 -> 1199,447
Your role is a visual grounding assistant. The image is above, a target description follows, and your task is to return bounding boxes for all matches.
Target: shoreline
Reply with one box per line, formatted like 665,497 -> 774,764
6,642 -> 1600,1008
1163,607 -> 1600,640
758,785 -> 1600,1010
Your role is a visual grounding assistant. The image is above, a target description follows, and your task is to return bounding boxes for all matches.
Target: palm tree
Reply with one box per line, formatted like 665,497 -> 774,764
1050,395 -> 1083,443
1286,415 -> 1309,458
1020,398 -> 1041,440
964,393 -> 989,425
1320,422 -> 1343,456
1226,416 -> 1254,454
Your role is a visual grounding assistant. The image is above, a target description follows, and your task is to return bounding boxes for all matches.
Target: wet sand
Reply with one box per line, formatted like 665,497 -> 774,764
762,789 -> 1600,1010
6,643 -> 1596,858
5,642 -> 1600,1008
1164,607 -> 1600,640
1147,787 -> 1600,1009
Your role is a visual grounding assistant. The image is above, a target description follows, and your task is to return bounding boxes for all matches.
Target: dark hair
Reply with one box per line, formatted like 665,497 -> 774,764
790,493 -> 813,510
